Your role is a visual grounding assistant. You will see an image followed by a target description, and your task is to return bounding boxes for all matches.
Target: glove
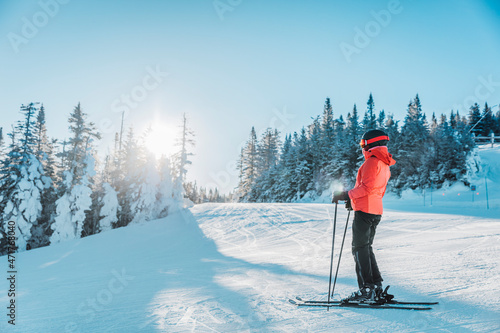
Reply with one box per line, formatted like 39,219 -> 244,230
332,191 -> 349,204
345,198 -> 353,211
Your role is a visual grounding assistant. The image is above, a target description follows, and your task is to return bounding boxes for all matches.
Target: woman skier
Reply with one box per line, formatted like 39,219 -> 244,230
332,129 -> 396,303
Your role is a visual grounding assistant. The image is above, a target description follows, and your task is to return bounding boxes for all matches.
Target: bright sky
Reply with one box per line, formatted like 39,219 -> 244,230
1,0 -> 500,194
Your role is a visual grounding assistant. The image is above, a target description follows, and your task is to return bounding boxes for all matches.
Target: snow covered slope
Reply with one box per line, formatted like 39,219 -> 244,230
1,203 -> 499,332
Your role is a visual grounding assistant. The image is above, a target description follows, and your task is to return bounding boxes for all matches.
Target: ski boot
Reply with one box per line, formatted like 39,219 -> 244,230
341,286 -> 376,304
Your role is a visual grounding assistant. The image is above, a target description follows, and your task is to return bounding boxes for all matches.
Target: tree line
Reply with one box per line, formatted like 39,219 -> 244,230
236,94 -> 494,202
0,103 -> 197,254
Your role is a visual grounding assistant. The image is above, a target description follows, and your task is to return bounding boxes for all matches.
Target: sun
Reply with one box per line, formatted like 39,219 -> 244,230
144,122 -> 178,159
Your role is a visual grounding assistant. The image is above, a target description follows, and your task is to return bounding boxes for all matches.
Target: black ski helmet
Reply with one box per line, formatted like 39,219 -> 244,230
360,129 -> 389,150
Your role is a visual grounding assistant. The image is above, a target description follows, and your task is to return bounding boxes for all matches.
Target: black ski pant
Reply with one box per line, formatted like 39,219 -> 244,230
352,210 -> 383,289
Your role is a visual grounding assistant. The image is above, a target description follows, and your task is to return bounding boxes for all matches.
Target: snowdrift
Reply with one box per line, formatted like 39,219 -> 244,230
0,209 -> 231,332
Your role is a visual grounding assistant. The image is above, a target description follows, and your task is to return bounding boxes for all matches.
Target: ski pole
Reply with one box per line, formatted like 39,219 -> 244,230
327,202 -> 338,309
331,209 -> 351,298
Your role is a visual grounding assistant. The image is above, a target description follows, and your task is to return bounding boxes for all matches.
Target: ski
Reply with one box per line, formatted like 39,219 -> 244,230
295,296 -> 438,306
385,300 -> 438,306
289,298 -> 432,311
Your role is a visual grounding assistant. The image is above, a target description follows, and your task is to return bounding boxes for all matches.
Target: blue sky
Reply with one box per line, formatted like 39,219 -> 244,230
1,0 -> 499,193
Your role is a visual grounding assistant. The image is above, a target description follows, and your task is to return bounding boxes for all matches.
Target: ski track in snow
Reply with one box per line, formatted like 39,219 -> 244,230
0,203 -> 499,332
194,203 -> 500,332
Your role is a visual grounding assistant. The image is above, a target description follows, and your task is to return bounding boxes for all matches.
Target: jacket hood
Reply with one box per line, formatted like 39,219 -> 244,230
363,146 -> 396,166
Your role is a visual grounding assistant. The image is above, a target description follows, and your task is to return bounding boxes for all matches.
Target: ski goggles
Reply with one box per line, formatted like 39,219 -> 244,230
360,135 -> 390,149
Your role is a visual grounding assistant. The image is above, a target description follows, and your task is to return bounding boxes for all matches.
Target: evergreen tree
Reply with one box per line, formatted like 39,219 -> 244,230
431,113 -> 460,186
82,153 -> 102,237
30,105 -> 57,249
131,151 -> 160,223
236,148 -> 244,199
85,155 -> 113,235
453,112 -> 476,184
324,116 -> 346,187
116,127 -> 141,227
320,98 -> 335,166
384,113 -> 402,190
65,103 -> 100,182
341,105 -> 363,186
34,105 -> 48,160
0,103 -> 48,253
293,128 -> 313,200
251,128 -> 281,201
238,127 -> 259,201
493,108 -> 500,135
307,116 -> 324,196
480,102 -> 493,136
184,180 -> 198,204
430,113 -> 438,133
109,132 -> 124,189
258,128 -> 280,172
424,113 -> 442,189
156,155 -> 174,216
363,93 -> 377,130
173,113 -> 195,201
377,110 -> 386,129
396,94 -> 429,190
468,103 -> 482,136
98,182 -> 119,232
275,134 -> 295,202
450,110 -> 457,129
199,186 -> 207,203
50,103 -> 100,243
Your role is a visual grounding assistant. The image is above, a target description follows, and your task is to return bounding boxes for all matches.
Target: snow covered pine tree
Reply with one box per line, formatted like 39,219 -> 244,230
0,103 -> 50,253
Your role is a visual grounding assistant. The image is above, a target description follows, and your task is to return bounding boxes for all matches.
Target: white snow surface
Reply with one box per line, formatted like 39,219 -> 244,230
2,145 -> 500,332
1,202 -> 499,332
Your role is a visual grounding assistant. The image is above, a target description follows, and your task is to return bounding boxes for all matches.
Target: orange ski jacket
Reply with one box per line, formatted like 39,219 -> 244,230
348,146 -> 396,215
